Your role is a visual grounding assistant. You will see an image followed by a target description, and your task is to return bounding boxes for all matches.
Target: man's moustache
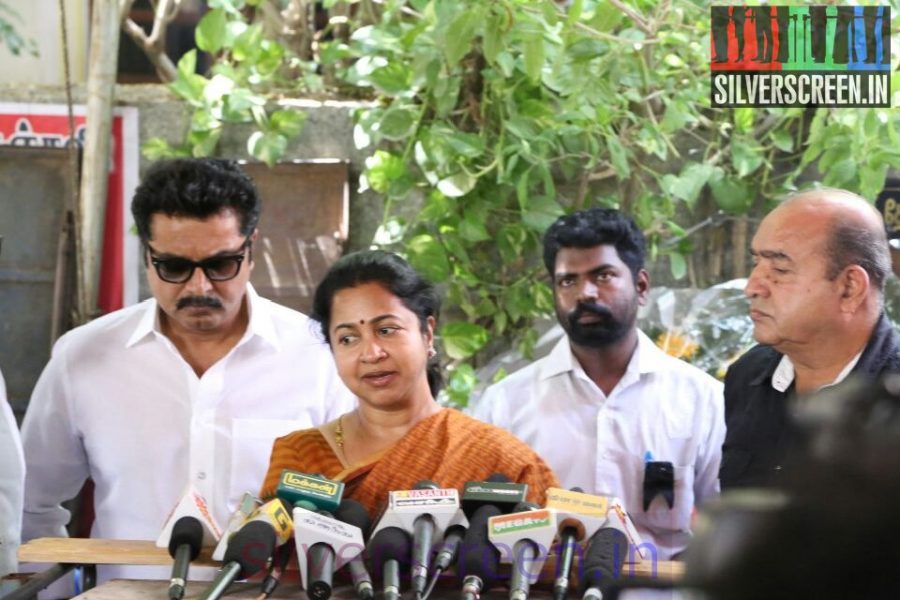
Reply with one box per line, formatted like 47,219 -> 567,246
570,302 -> 613,322
177,296 -> 223,310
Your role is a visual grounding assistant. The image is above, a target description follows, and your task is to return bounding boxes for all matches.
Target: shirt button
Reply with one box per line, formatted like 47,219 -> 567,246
197,471 -> 207,480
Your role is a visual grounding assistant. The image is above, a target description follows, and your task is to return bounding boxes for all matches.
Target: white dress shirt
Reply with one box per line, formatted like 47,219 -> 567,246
0,371 -> 24,576
21,285 -> 355,582
473,330 -> 725,560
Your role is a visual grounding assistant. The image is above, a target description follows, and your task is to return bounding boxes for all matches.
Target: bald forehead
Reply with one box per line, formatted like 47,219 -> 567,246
779,189 -> 886,238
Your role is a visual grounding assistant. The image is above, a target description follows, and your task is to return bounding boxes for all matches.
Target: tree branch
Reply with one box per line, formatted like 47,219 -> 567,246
119,0 -> 180,81
608,0 -> 652,34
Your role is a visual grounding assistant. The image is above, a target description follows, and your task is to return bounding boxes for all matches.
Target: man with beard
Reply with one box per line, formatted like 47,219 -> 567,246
20,158 -> 355,585
474,208 -> 725,560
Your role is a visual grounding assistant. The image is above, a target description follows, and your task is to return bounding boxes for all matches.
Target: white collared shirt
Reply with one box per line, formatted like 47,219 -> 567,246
0,371 -> 24,576
21,286 -> 355,580
473,329 -> 725,560
771,352 -> 863,392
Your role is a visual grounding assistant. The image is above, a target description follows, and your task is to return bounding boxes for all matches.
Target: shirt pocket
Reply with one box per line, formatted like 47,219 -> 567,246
229,417 -> 310,504
597,449 -> 695,546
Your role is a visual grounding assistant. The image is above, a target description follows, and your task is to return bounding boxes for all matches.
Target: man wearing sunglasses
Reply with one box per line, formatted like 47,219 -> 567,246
20,159 -> 356,584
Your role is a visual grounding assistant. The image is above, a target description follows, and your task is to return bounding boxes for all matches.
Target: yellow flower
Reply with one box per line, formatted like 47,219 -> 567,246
655,330 -> 699,360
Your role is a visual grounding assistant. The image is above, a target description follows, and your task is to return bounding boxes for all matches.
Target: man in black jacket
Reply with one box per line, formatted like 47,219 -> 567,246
720,188 -> 900,489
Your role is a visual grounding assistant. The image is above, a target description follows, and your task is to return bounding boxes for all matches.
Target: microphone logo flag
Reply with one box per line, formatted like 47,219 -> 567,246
155,485 -> 222,549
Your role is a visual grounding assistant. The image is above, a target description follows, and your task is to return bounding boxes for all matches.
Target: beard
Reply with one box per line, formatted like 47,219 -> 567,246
561,301 -> 633,348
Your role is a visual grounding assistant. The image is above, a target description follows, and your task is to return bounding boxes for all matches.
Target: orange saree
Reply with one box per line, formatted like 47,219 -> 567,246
260,409 -> 559,519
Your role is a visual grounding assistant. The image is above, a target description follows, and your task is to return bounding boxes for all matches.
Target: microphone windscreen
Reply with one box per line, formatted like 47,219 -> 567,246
413,480 -> 439,490
369,527 -> 412,575
486,473 -> 511,483
224,520 -> 277,578
458,504 -> 501,590
581,528 -> 629,592
513,501 -> 540,512
169,515 -> 204,560
335,498 -> 372,537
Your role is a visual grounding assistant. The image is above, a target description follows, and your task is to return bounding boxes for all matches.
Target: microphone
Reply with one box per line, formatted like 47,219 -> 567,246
458,505 -> 501,600
155,485 -> 222,551
369,527 -> 412,600
347,555 -> 375,600
456,474 -> 521,600
488,501 -> 556,600
334,500 -> 374,600
461,474 -> 528,518
198,520 -> 278,600
199,498 -> 294,600
167,516 -> 204,600
211,491 -> 261,561
276,470 -> 344,513
580,528 -> 629,600
551,487 -> 585,600
293,498 -> 368,600
410,480 -> 439,597
370,481 -> 469,599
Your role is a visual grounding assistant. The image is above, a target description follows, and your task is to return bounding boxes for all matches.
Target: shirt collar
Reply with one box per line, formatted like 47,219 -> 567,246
125,284 -> 281,351
771,351 -> 863,393
539,328 -> 666,381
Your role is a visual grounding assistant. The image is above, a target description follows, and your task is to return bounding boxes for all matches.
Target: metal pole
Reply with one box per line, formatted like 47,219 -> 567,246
0,564 -> 74,600
78,0 -> 122,322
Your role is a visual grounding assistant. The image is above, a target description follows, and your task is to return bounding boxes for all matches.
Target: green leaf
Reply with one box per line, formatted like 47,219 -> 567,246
222,88 -> 265,121
669,252 -> 687,280
522,196 -> 564,232
142,138 -> 178,160
459,213 -> 490,242
826,158 -> 857,187
606,134 -> 630,180
710,176 -> 752,214
445,364 -> 477,408
270,109 -> 306,137
565,0 -> 584,27
771,130 -> 794,153
437,170 -> 476,198
498,224 -> 528,263
733,107 -> 754,134
407,234 -> 451,282
732,140 -> 765,178
177,49 -> 197,79
521,29 -> 544,83
188,128 -> 222,157
248,131 -> 287,167
379,106 -> 418,141
440,322 -> 490,360
661,163 -> 715,209
370,63 -> 413,96
483,12 -> 505,63
232,23 -> 264,62
445,131 -> 485,158
365,151 -> 407,194
444,9 -> 481,66
196,8 -> 228,54
169,51 -> 206,103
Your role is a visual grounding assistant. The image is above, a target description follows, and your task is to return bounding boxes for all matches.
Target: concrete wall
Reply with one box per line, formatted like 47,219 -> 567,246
0,81 -> 384,258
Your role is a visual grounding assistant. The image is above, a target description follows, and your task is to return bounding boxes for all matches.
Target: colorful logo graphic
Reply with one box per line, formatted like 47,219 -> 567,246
710,6 -> 891,107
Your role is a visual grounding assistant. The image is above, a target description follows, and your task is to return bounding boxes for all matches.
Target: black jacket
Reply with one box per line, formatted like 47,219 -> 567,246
720,313 -> 900,489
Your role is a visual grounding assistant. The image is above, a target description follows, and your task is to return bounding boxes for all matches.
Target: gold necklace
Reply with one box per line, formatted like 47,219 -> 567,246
334,414 -> 345,449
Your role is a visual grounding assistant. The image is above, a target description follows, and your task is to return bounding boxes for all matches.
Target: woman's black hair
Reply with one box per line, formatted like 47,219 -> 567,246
312,250 -> 443,396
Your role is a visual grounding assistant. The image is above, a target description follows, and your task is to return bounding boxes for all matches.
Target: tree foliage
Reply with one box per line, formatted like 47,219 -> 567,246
143,0 -> 900,405
0,2 -> 38,58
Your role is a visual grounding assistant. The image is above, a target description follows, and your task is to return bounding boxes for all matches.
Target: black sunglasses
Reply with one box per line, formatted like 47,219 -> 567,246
146,237 -> 252,284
